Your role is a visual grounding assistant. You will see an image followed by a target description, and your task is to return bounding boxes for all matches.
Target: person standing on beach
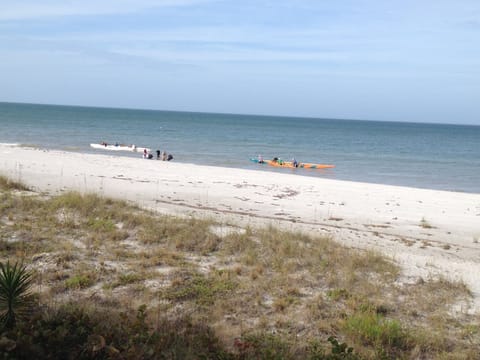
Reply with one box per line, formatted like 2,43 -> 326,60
156,150 -> 160,160
162,151 -> 167,161
292,157 -> 298,168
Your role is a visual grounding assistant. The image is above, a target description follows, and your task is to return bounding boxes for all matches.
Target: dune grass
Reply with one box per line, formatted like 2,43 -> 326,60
0,177 -> 30,192
0,175 -> 478,359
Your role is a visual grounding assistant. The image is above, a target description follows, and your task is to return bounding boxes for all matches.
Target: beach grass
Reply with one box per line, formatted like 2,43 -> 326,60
0,177 -> 30,191
0,175 -> 478,358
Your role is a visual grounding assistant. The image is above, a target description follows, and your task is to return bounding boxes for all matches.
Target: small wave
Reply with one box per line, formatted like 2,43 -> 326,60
0,143 -> 20,147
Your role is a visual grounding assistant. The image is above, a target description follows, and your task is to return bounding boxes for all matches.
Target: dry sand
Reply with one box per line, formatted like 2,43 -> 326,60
2,144 -> 480,311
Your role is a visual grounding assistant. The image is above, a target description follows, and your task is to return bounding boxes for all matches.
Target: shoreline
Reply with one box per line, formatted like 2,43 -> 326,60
3,141 -> 479,195
0,142 -> 480,196
2,144 -> 480,311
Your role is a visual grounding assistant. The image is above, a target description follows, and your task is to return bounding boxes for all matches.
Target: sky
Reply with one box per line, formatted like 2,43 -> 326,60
1,0 -> 479,125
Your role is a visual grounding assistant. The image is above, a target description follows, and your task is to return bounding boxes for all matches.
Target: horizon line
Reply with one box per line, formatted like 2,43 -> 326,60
1,100 -> 478,127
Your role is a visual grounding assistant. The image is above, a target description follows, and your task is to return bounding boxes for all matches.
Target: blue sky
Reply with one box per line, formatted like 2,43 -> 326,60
1,0 -> 479,124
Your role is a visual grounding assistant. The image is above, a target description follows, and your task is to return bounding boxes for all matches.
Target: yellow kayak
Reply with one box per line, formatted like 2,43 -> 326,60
250,159 -> 335,169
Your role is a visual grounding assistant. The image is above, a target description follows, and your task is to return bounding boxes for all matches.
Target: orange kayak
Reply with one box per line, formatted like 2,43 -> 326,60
251,159 -> 335,169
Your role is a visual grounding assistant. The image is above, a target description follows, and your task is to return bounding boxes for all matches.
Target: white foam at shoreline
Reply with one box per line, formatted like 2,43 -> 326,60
0,143 -> 19,147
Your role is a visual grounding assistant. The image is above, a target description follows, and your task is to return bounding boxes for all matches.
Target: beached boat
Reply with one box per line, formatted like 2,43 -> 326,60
250,158 -> 335,169
90,143 -> 151,153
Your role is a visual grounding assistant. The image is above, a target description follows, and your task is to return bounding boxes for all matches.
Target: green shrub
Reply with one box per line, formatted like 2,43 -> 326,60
87,217 -> 115,232
161,272 -> 236,305
112,273 -> 144,288
344,311 -> 410,354
2,304 -> 232,359
235,332 -> 293,359
0,261 -> 34,329
327,288 -> 350,301
65,274 -> 94,289
307,336 -> 361,359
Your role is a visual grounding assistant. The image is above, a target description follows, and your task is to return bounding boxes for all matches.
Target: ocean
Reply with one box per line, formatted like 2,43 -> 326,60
1,102 -> 479,193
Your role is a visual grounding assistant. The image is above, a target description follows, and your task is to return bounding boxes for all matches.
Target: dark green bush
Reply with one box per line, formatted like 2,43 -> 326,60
1,304 -> 232,359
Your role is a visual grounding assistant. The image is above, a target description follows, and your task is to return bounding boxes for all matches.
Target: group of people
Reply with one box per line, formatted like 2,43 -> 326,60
100,141 -> 136,149
100,141 -> 124,147
258,154 -> 299,167
143,149 -> 173,161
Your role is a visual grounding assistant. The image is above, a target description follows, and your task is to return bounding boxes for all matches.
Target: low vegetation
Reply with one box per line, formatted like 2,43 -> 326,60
420,217 -> 434,229
0,261 -> 34,329
0,175 -> 478,358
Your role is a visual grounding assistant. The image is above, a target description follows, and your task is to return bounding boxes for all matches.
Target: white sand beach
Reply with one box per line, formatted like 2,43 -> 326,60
2,144 -> 480,310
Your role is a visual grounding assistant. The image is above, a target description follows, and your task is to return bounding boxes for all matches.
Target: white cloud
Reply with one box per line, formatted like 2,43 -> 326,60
111,46 -> 350,63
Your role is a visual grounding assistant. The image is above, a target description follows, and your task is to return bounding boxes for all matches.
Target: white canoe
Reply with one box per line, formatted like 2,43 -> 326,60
90,143 -> 151,153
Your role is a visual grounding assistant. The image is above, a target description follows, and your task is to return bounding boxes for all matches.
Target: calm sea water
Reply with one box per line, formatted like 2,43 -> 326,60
1,102 -> 479,193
